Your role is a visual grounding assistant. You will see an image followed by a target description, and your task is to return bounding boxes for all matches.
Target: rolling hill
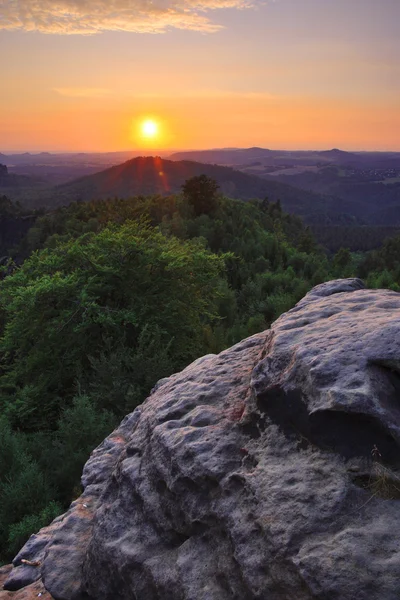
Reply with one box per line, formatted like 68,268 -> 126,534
168,149 -> 400,225
36,156 -> 354,224
169,147 -> 400,169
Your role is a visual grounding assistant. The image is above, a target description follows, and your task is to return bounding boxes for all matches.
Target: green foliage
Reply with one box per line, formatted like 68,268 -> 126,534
7,501 -> 62,558
297,226 -> 319,254
312,225 -> 400,253
332,247 -> 354,278
181,174 -> 220,216
358,233 -> 400,290
0,221 -> 224,430
333,247 -> 352,269
87,328 -> 174,414
0,415 -> 55,561
0,417 -> 27,485
50,396 -> 117,500
0,457 -> 53,529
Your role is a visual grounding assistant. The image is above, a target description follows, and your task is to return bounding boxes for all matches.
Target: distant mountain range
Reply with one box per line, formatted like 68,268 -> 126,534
169,148 -> 400,169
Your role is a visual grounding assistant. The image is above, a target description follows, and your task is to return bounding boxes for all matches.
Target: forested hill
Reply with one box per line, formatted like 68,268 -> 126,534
23,156 -> 351,225
56,156 -> 306,202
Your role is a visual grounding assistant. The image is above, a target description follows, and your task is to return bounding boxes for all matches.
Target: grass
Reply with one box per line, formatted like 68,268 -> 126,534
353,462 -> 400,501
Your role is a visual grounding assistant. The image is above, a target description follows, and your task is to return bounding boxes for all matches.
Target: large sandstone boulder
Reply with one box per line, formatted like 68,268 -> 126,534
4,279 -> 400,599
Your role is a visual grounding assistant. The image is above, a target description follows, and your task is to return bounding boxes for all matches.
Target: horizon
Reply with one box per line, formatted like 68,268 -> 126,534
1,0 -> 399,153
2,146 -> 400,156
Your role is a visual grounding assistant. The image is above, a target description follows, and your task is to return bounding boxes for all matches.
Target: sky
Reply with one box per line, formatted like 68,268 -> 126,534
1,0 -> 399,152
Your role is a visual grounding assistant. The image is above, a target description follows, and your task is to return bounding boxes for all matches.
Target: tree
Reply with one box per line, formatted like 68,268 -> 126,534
181,175 -> 219,216
333,247 -> 351,269
0,221 -> 225,429
298,226 -> 318,254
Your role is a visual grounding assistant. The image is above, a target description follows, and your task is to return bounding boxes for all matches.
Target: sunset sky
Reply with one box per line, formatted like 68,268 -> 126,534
1,0 -> 399,152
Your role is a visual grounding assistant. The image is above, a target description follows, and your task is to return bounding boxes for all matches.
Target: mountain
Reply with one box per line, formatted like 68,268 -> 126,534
44,156 -> 352,224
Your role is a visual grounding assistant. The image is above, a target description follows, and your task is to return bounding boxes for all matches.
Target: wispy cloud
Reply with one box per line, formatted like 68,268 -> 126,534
53,87 -> 112,97
123,90 -> 276,99
52,87 -> 275,99
0,0 -> 258,35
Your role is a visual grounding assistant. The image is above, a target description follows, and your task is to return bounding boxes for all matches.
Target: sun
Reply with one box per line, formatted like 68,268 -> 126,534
131,116 -> 169,147
141,119 -> 158,139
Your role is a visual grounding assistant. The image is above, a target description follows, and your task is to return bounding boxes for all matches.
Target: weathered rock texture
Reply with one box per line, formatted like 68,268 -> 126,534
4,278 -> 400,599
0,565 -> 52,599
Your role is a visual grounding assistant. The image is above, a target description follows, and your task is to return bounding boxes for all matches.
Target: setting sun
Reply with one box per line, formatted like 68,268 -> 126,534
141,119 -> 158,138
131,116 -> 175,148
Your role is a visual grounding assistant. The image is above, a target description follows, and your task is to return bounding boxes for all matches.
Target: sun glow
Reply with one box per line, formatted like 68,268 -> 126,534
141,119 -> 158,138
130,115 -> 173,148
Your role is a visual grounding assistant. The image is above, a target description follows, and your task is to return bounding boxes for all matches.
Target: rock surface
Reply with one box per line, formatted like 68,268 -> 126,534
4,278 -> 400,600
0,565 -> 52,599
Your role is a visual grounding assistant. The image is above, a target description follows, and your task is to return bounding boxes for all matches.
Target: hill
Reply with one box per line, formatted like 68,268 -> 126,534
169,147 -> 400,168
5,150 -> 400,231
30,156 -> 352,225
273,170 -> 400,225
0,163 -> 40,189
0,150 -> 161,185
168,149 -> 400,227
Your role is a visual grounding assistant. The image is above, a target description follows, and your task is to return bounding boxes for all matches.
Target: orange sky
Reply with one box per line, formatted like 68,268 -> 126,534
1,0 -> 399,152
2,94 -> 399,152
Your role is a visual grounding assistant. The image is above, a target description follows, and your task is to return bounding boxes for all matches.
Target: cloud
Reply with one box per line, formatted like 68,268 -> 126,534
0,0 -> 257,35
53,87 -> 112,97
126,90 -> 276,99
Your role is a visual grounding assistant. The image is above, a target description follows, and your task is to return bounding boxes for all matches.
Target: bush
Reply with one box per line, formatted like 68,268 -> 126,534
7,501 -> 62,558
51,396 -> 117,501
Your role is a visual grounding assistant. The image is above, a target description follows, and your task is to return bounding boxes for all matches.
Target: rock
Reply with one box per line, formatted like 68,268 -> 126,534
0,567 -> 13,593
296,277 -> 365,305
0,565 -> 52,599
5,279 -> 400,600
2,567 -> 40,594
